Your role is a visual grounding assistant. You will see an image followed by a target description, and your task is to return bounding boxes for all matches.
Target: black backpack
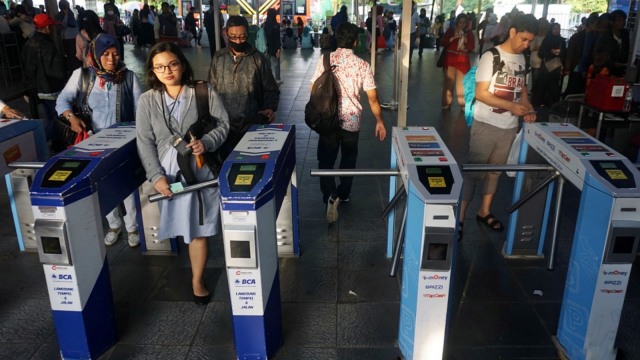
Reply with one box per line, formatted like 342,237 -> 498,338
305,53 -> 340,135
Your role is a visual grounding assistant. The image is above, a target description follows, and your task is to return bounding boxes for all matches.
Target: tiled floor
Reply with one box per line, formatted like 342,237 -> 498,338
1,39 -> 640,360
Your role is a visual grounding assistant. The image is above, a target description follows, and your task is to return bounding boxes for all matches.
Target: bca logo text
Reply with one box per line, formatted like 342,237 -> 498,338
52,274 -> 73,280
241,279 -> 256,285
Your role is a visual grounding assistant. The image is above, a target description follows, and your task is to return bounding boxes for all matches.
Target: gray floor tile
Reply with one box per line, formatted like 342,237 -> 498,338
336,303 -> 399,347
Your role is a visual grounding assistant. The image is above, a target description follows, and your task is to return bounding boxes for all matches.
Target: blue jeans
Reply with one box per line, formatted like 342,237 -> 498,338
317,128 -> 359,203
41,99 -> 57,141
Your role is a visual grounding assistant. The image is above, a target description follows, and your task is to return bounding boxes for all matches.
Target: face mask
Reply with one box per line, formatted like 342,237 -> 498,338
228,40 -> 249,53
107,11 -> 114,15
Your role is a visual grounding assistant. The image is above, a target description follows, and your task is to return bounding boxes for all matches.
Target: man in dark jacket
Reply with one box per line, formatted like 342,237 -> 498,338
204,0 -> 225,57
23,14 -> 66,143
207,15 -> 280,160
264,8 -> 282,83
330,5 -> 348,50
157,1 -> 177,39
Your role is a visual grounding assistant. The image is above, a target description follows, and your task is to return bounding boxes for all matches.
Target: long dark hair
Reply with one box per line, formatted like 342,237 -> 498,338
145,42 -> 194,90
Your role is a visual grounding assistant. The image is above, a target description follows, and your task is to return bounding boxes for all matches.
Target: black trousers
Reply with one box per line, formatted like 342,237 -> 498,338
317,128 -> 359,203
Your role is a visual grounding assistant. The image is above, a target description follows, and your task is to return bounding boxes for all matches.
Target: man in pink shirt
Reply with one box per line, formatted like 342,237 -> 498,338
310,23 -> 387,224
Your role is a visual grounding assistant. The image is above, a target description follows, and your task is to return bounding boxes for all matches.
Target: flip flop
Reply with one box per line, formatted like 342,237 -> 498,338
476,213 -> 504,232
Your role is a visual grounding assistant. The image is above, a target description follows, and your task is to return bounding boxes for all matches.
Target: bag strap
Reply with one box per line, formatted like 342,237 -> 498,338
323,51 -> 331,72
194,80 -> 209,122
116,80 -> 122,123
79,67 -> 94,111
488,47 -> 502,75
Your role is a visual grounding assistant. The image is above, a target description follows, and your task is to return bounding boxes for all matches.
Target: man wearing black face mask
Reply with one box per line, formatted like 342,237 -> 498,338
207,15 -> 280,161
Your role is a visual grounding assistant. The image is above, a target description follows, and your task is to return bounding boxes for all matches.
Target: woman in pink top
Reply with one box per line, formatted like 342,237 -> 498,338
441,13 -> 475,109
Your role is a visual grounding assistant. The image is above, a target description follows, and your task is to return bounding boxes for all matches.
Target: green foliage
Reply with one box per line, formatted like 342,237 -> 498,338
441,0 -> 495,16
564,0 -> 607,13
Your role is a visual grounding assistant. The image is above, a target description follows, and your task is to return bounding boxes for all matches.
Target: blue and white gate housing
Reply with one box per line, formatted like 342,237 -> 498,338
387,127 -> 463,360
522,123 -> 640,360
29,125 -> 144,359
218,124 -> 298,359
1,119 -> 47,251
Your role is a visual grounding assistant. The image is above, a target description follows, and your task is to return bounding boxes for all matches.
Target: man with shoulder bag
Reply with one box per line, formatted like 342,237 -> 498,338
309,23 -> 387,224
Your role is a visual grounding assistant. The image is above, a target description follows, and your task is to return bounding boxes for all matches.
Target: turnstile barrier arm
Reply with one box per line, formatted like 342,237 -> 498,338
548,175 -> 565,271
8,161 -> 45,169
148,179 -> 219,203
461,164 -> 555,172
380,183 -> 405,220
389,202 -> 408,278
310,169 -> 401,177
506,172 -> 559,214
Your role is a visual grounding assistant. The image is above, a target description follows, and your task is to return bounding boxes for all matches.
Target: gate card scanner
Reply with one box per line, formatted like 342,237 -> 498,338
0,119 -> 47,175
30,124 -> 144,213
524,123 -> 640,194
219,124 -> 295,210
391,127 -> 462,202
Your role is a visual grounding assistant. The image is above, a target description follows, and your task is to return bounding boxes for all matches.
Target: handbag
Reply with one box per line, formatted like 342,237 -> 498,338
376,33 -> 386,49
176,81 -> 224,181
436,50 -> 446,68
54,68 -> 94,151
544,57 -> 563,72
56,114 -> 93,149
506,129 -> 523,178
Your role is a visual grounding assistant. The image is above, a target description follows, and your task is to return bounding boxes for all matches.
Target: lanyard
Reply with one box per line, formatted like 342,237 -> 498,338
161,85 -> 183,136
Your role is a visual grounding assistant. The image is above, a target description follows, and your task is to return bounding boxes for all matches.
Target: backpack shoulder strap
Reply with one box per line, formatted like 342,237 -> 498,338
323,52 -> 331,72
488,47 -> 501,75
194,80 -> 209,121
79,67 -> 95,109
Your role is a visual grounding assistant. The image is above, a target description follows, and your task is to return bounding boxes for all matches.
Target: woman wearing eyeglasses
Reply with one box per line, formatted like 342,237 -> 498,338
136,42 -> 229,305
57,33 -> 142,248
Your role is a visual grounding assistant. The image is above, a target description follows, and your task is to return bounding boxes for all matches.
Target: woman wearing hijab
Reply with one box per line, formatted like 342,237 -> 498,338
441,13 -> 475,109
533,22 -> 565,108
56,33 -> 143,248
136,42 -> 229,305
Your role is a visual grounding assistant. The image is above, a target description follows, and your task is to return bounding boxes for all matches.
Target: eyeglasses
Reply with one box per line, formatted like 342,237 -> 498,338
228,35 -> 248,41
152,61 -> 181,73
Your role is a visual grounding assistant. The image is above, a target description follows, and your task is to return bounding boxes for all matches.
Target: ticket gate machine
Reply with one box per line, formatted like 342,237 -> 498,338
387,127 -> 463,360
218,124 -> 298,359
520,123 -> 640,360
29,125 -> 145,359
1,119 -> 48,251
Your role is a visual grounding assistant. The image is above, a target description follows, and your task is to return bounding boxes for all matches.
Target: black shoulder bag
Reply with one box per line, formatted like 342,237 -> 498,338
55,68 -> 94,150
175,81 -> 223,185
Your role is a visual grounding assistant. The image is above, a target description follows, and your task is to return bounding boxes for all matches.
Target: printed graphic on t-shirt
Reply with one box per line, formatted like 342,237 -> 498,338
490,62 -> 526,114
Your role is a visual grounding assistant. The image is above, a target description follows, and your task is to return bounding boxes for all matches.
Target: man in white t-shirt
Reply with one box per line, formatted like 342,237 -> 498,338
458,14 -> 538,240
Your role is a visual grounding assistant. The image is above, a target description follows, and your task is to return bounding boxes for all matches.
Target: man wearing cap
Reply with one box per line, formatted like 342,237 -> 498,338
22,14 -> 66,145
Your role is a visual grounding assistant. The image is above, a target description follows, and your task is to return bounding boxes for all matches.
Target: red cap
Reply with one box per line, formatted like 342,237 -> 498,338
33,14 -> 60,29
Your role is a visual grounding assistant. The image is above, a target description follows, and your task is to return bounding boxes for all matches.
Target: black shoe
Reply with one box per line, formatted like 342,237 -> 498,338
193,290 -> 211,305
